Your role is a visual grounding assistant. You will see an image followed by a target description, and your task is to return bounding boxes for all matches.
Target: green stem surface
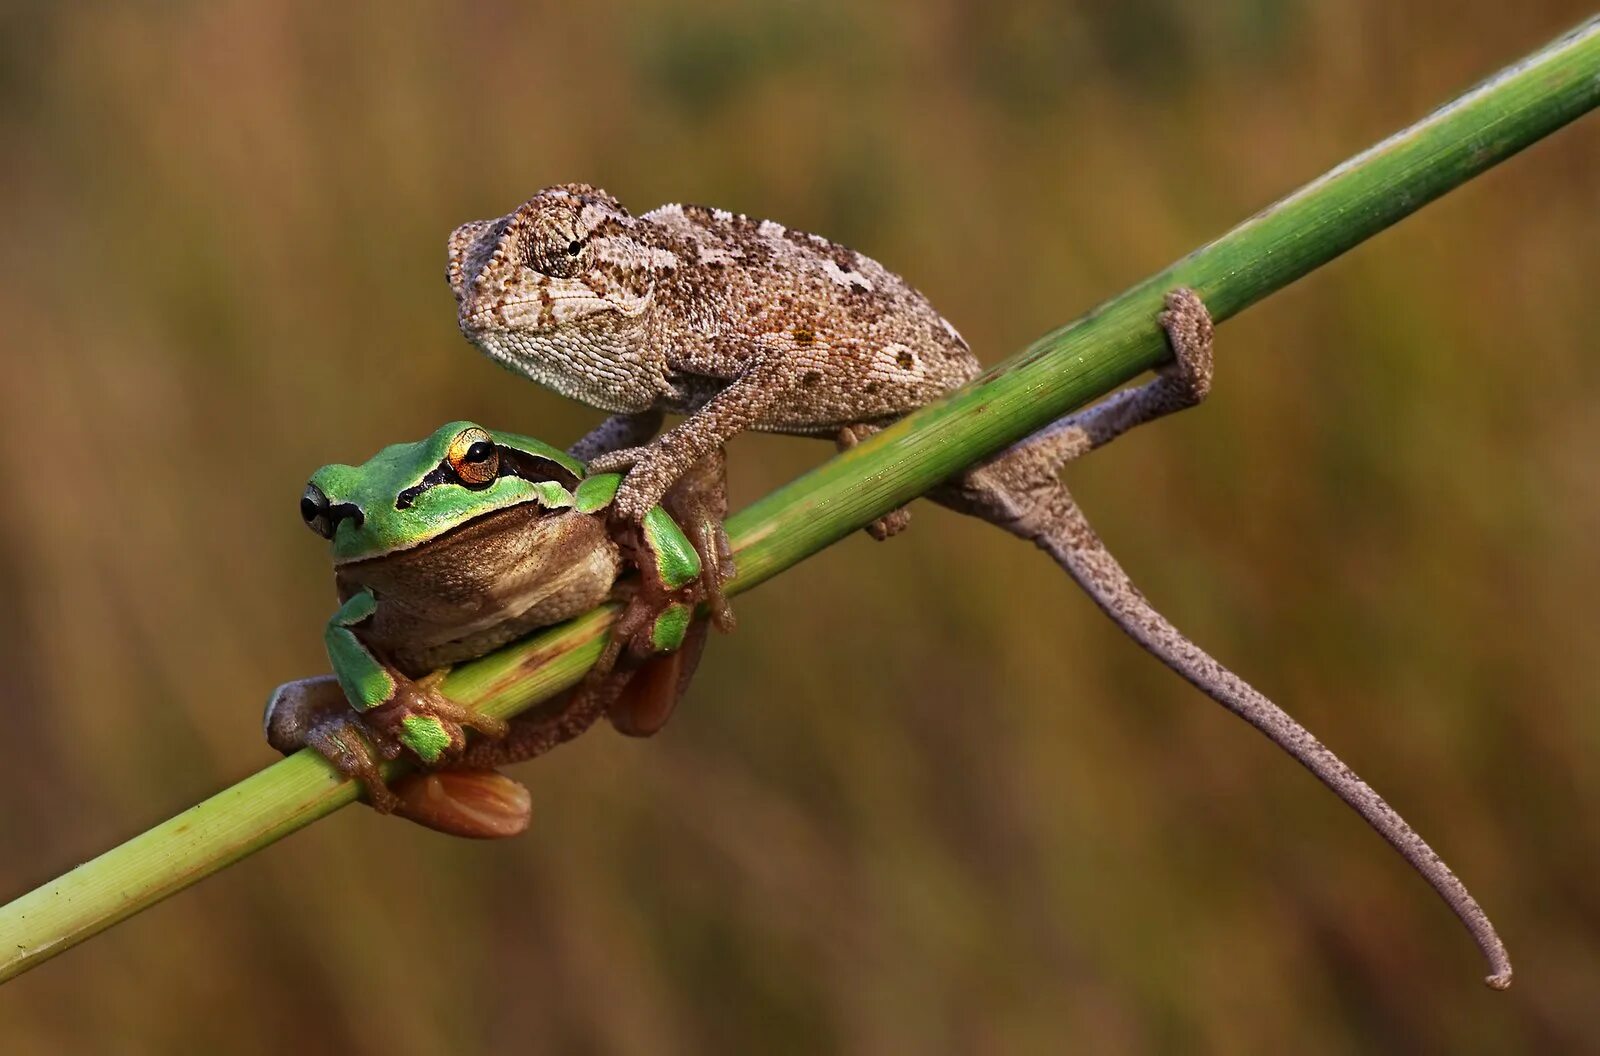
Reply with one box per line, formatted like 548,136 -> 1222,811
3,17 -> 1597,984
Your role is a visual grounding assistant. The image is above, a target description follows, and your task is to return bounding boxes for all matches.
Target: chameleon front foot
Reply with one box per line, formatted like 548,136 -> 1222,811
657,446 -> 737,632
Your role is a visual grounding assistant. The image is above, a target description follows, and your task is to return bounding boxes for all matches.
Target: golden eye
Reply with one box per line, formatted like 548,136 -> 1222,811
447,427 -> 499,486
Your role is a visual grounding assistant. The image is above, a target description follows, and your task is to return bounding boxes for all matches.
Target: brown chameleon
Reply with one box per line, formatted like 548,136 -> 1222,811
445,183 -> 1510,988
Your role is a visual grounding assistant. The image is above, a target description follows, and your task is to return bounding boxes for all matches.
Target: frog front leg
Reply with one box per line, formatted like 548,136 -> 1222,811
264,674 -> 530,837
268,590 -> 509,809
263,674 -> 399,808
579,441 -> 735,660
656,446 -> 736,631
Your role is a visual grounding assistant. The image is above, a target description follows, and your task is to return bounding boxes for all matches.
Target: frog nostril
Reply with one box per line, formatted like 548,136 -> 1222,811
301,484 -> 363,540
301,484 -> 333,539
327,504 -> 365,536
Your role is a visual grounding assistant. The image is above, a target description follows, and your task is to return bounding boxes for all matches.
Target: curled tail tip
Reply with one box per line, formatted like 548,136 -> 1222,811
1470,922 -> 1512,990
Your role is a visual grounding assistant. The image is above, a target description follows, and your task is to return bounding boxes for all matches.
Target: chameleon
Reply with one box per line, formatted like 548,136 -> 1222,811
443,183 -> 1511,987
264,422 -> 730,837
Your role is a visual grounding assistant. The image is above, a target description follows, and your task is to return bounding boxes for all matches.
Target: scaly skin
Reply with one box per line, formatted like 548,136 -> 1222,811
447,185 -> 1509,986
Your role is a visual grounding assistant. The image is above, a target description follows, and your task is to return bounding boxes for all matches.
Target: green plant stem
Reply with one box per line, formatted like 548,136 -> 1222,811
3,17 -> 1597,985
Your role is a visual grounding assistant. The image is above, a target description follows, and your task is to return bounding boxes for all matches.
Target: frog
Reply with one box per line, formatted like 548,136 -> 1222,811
263,420 -> 729,837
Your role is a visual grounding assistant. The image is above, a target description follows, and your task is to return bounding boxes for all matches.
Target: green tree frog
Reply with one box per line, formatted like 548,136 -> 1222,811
264,421 -> 728,837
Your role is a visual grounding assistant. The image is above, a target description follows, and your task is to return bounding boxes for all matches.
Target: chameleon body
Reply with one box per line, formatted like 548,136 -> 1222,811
443,184 -> 1511,987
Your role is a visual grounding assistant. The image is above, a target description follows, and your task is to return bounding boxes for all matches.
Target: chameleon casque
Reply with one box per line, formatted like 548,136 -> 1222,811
432,184 -> 1510,985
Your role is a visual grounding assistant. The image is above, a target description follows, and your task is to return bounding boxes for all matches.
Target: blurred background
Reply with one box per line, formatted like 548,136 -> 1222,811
2,1 -> 1597,1052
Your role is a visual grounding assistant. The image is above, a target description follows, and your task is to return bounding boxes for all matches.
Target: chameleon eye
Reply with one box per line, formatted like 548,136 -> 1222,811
447,427 -> 499,486
566,239 -> 583,256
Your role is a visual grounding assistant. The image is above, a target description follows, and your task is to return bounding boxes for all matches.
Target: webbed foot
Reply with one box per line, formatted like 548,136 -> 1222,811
265,675 -> 400,810
363,670 -> 509,768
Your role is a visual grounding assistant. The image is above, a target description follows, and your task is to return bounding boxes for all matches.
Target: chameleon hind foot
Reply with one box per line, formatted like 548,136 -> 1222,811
835,422 -> 914,540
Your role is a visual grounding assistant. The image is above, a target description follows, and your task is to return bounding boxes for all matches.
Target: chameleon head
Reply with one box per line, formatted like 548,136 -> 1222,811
447,184 -> 685,410
448,183 -> 674,342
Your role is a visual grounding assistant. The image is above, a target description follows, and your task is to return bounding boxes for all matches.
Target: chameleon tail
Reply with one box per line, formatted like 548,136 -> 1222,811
933,447 -> 1512,989
934,288 -> 1509,985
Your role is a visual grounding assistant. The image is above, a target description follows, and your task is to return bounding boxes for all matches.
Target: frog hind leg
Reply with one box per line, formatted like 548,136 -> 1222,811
439,613 -> 709,770
447,681 -> 612,770
387,768 -> 533,839
606,617 -> 710,737
933,288 -> 1510,989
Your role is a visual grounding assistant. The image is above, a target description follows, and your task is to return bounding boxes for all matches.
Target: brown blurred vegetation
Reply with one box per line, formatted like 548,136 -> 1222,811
1,2 -> 1597,1052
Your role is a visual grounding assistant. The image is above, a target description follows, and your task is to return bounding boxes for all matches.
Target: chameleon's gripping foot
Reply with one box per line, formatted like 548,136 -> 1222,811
1155,287 -> 1214,404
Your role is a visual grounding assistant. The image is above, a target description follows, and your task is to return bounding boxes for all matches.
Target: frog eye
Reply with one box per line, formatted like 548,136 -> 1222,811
447,428 -> 499,486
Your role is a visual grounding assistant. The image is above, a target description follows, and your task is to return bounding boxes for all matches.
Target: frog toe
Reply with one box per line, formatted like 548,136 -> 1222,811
263,674 -> 347,755
301,715 -> 399,813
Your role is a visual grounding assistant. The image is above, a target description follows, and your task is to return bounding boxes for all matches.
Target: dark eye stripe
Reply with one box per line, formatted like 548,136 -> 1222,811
394,463 -> 455,511
393,452 -> 582,510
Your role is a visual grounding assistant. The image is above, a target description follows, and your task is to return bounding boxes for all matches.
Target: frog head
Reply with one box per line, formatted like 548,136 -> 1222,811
299,421 -> 588,565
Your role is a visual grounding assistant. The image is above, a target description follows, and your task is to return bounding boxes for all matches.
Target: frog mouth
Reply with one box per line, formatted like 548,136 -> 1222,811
331,451 -> 585,567
338,502 -> 554,570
